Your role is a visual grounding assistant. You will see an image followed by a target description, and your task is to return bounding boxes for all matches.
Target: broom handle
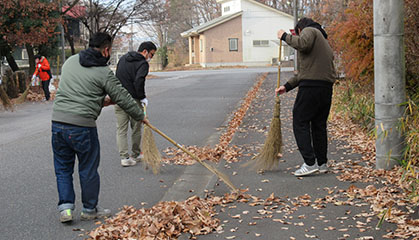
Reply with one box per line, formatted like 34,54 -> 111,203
145,122 -> 238,191
277,41 -> 282,88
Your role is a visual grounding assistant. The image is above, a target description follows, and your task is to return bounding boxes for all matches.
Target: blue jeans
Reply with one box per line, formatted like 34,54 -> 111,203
52,122 -> 100,212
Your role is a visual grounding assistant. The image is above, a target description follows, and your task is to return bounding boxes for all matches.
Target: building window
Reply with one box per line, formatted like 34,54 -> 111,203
191,38 -> 195,53
229,38 -> 238,51
224,6 -> 230,13
22,49 -> 29,59
253,40 -> 269,47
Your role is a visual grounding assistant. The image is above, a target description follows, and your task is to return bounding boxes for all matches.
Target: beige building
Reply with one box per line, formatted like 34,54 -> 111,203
181,0 -> 294,67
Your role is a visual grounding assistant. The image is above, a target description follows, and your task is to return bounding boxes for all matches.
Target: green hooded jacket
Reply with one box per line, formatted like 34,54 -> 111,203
52,50 -> 144,127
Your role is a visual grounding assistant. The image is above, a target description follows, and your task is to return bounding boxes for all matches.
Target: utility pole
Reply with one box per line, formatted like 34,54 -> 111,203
60,0 -> 66,63
89,0 -> 94,36
129,18 -> 134,51
293,0 -> 298,72
373,0 -> 405,169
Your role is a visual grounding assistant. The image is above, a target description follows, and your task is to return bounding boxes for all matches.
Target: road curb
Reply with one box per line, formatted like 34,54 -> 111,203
160,73 -> 267,202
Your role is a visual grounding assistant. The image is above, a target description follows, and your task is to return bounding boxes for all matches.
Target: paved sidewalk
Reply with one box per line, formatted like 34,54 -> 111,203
197,72 -> 396,240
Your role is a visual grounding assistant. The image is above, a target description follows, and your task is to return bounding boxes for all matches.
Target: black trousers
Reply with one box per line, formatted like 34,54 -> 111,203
41,79 -> 50,100
292,86 -> 332,166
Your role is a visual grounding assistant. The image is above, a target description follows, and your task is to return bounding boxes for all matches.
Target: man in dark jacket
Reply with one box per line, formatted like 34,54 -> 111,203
276,18 -> 336,177
114,41 -> 157,167
52,32 -> 147,223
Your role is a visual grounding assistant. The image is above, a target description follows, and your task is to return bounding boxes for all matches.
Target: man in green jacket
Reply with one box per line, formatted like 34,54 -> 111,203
51,32 -> 147,223
276,18 -> 336,177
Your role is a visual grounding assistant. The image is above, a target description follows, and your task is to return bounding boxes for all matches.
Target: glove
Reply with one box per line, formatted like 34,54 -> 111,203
140,98 -> 148,107
37,64 -> 42,69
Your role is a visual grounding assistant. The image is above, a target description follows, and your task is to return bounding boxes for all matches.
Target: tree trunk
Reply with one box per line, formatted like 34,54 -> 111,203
14,71 -> 27,93
0,85 -> 13,110
25,44 -> 35,76
0,40 -> 19,72
4,68 -> 18,98
64,20 -> 76,55
69,36 -> 75,55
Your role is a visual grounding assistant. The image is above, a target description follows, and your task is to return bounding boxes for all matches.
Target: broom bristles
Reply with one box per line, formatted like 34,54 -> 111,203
142,125 -> 162,174
244,99 -> 282,171
15,86 -> 30,104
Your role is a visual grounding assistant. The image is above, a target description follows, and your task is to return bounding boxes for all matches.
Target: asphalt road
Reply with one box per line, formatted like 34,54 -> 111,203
0,67 -> 276,240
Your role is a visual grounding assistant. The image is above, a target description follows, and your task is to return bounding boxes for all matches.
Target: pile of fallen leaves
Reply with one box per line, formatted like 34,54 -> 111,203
88,190 -> 308,239
22,79 -> 59,102
24,88 -> 56,102
88,191 -> 252,239
162,145 -> 242,166
163,73 -> 268,165
329,109 -> 419,239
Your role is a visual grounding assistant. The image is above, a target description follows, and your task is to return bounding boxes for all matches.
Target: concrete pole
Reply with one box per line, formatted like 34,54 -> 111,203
293,0 -> 298,72
60,25 -> 66,63
373,0 -> 406,169
60,0 -> 66,63
188,37 -> 193,65
129,18 -> 134,52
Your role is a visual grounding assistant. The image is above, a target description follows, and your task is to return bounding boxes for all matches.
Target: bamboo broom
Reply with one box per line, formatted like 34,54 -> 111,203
145,122 -> 238,192
15,85 -> 30,104
249,41 -> 283,170
141,106 -> 162,174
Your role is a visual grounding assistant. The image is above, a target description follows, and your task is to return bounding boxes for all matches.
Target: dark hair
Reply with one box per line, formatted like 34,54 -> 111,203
138,41 -> 157,52
294,17 -> 316,34
294,17 -> 328,39
89,32 -> 112,49
34,54 -> 41,60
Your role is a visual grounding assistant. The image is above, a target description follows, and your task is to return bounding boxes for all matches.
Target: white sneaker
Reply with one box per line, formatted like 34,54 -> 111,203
59,209 -> 73,223
294,163 -> 319,177
80,206 -> 111,221
132,152 -> 144,162
317,163 -> 329,173
121,157 -> 136,167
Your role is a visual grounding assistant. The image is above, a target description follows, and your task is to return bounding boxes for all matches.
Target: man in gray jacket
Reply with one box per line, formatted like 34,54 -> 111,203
276,18 -> 336,177
51,32 -> 147,223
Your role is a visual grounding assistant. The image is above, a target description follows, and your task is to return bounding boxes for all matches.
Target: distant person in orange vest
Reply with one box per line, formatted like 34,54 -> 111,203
32,55 -> 52,101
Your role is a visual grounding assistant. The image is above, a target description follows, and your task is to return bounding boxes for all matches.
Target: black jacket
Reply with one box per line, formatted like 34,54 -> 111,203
116,51 -> 149,100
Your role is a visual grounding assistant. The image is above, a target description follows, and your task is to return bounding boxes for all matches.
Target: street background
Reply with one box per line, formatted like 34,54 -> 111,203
0,67 -> 278,240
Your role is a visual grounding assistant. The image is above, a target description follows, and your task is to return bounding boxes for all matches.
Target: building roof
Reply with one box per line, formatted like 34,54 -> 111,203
181,0 -> 293,38
217,0 -> 293,19
181,11 -> 243,38
62,5 -> 86,19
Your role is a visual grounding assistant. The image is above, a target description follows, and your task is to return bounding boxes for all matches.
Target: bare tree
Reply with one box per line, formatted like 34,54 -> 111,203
135,0 -> 220,67
138,0 -> 170,47
67,0 -> 148,40
257,0 -> 349,25
193,0 -> 220,23
258,0 -> 293,15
